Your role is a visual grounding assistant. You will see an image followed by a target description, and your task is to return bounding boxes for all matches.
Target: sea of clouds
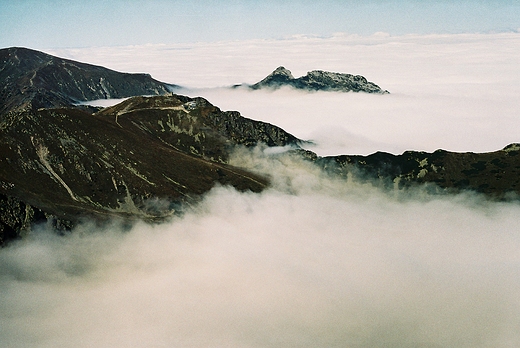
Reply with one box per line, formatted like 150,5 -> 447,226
50,32 -> 520,155
1,33 -> 519,347
1,150 -> 519,347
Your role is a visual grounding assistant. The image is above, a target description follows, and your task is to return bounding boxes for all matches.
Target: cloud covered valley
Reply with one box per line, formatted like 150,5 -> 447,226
52,33 -> 520,156
1,32 -> 520,347
1,149 -> 520,347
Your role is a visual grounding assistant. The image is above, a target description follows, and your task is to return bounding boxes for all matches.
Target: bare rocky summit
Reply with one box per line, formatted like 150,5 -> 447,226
244,66 -> 389,94
0,47 -> 176,114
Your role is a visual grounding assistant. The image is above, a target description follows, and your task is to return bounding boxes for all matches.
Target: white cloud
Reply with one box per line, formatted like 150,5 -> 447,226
0,152 -> 519,347
1,33 -> 519,347
48,32 -> 520,155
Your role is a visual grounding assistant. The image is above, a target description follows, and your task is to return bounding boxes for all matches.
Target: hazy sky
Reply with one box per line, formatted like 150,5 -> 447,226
1,0 -> 520,48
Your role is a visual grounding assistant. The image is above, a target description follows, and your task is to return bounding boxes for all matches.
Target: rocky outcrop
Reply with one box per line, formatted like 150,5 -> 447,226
312,144 -> 520,198
0,193 -> 42,244
0,47 -> 176,114
95,95 -> 300,163
0,193 -> 73,245
244,66 -> 389,94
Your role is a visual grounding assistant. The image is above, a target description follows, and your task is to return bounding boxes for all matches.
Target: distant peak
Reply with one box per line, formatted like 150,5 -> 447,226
247,66 -> 388,94
249,66 -> 295,90
271,66 -> 294,79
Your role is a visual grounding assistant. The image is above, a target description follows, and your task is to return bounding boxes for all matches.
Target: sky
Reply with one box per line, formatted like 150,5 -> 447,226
1,0 -> 520,49
2,1 -> 520,347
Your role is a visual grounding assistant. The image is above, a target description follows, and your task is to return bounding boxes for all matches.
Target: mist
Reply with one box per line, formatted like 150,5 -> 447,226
1,150 -> 519,347
49,32 -> 520,155
2,33 -> 520,346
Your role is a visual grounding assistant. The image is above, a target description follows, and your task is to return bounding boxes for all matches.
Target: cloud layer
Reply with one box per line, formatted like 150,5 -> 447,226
49,33 -> 520,155
1,151 -> 519,347
1,33 -> 519,347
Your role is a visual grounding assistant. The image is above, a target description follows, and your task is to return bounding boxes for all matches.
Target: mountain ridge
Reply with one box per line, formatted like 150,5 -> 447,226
0,94 -> 295,244
1,47 -> 519,245
234,66 -> 389,94
0,47 -> 300,244
0,47 -> 177,114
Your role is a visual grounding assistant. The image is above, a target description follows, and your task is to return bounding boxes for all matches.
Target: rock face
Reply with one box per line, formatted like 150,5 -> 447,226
0,47 -> 176,114
246,66 -> 389,94
314,144 -> 520,198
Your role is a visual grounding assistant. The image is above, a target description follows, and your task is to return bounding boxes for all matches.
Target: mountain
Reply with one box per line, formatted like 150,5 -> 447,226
1,47 -> 519,245
0,47 -> 176,114
239,66 -> 389,93
0,92 -> 303,245
0,48 -> 301,245
315,144 -> 520,197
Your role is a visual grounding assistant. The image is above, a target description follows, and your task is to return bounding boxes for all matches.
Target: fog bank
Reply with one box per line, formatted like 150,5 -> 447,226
49,33 -> 520,155
1,152 -> 519,347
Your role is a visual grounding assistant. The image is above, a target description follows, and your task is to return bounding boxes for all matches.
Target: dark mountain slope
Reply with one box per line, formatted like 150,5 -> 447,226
1,94 -> 296,244
313,144 -> 520,197
95,94 -> 300,162
0,47 -> 175,114
0,48 -> 302,245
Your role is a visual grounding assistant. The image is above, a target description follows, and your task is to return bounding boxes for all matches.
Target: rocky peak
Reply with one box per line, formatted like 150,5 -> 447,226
248,66 -> 388,93
250,66 -> 295,90
270,66 -> 294,79
300,70 -> 388,93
